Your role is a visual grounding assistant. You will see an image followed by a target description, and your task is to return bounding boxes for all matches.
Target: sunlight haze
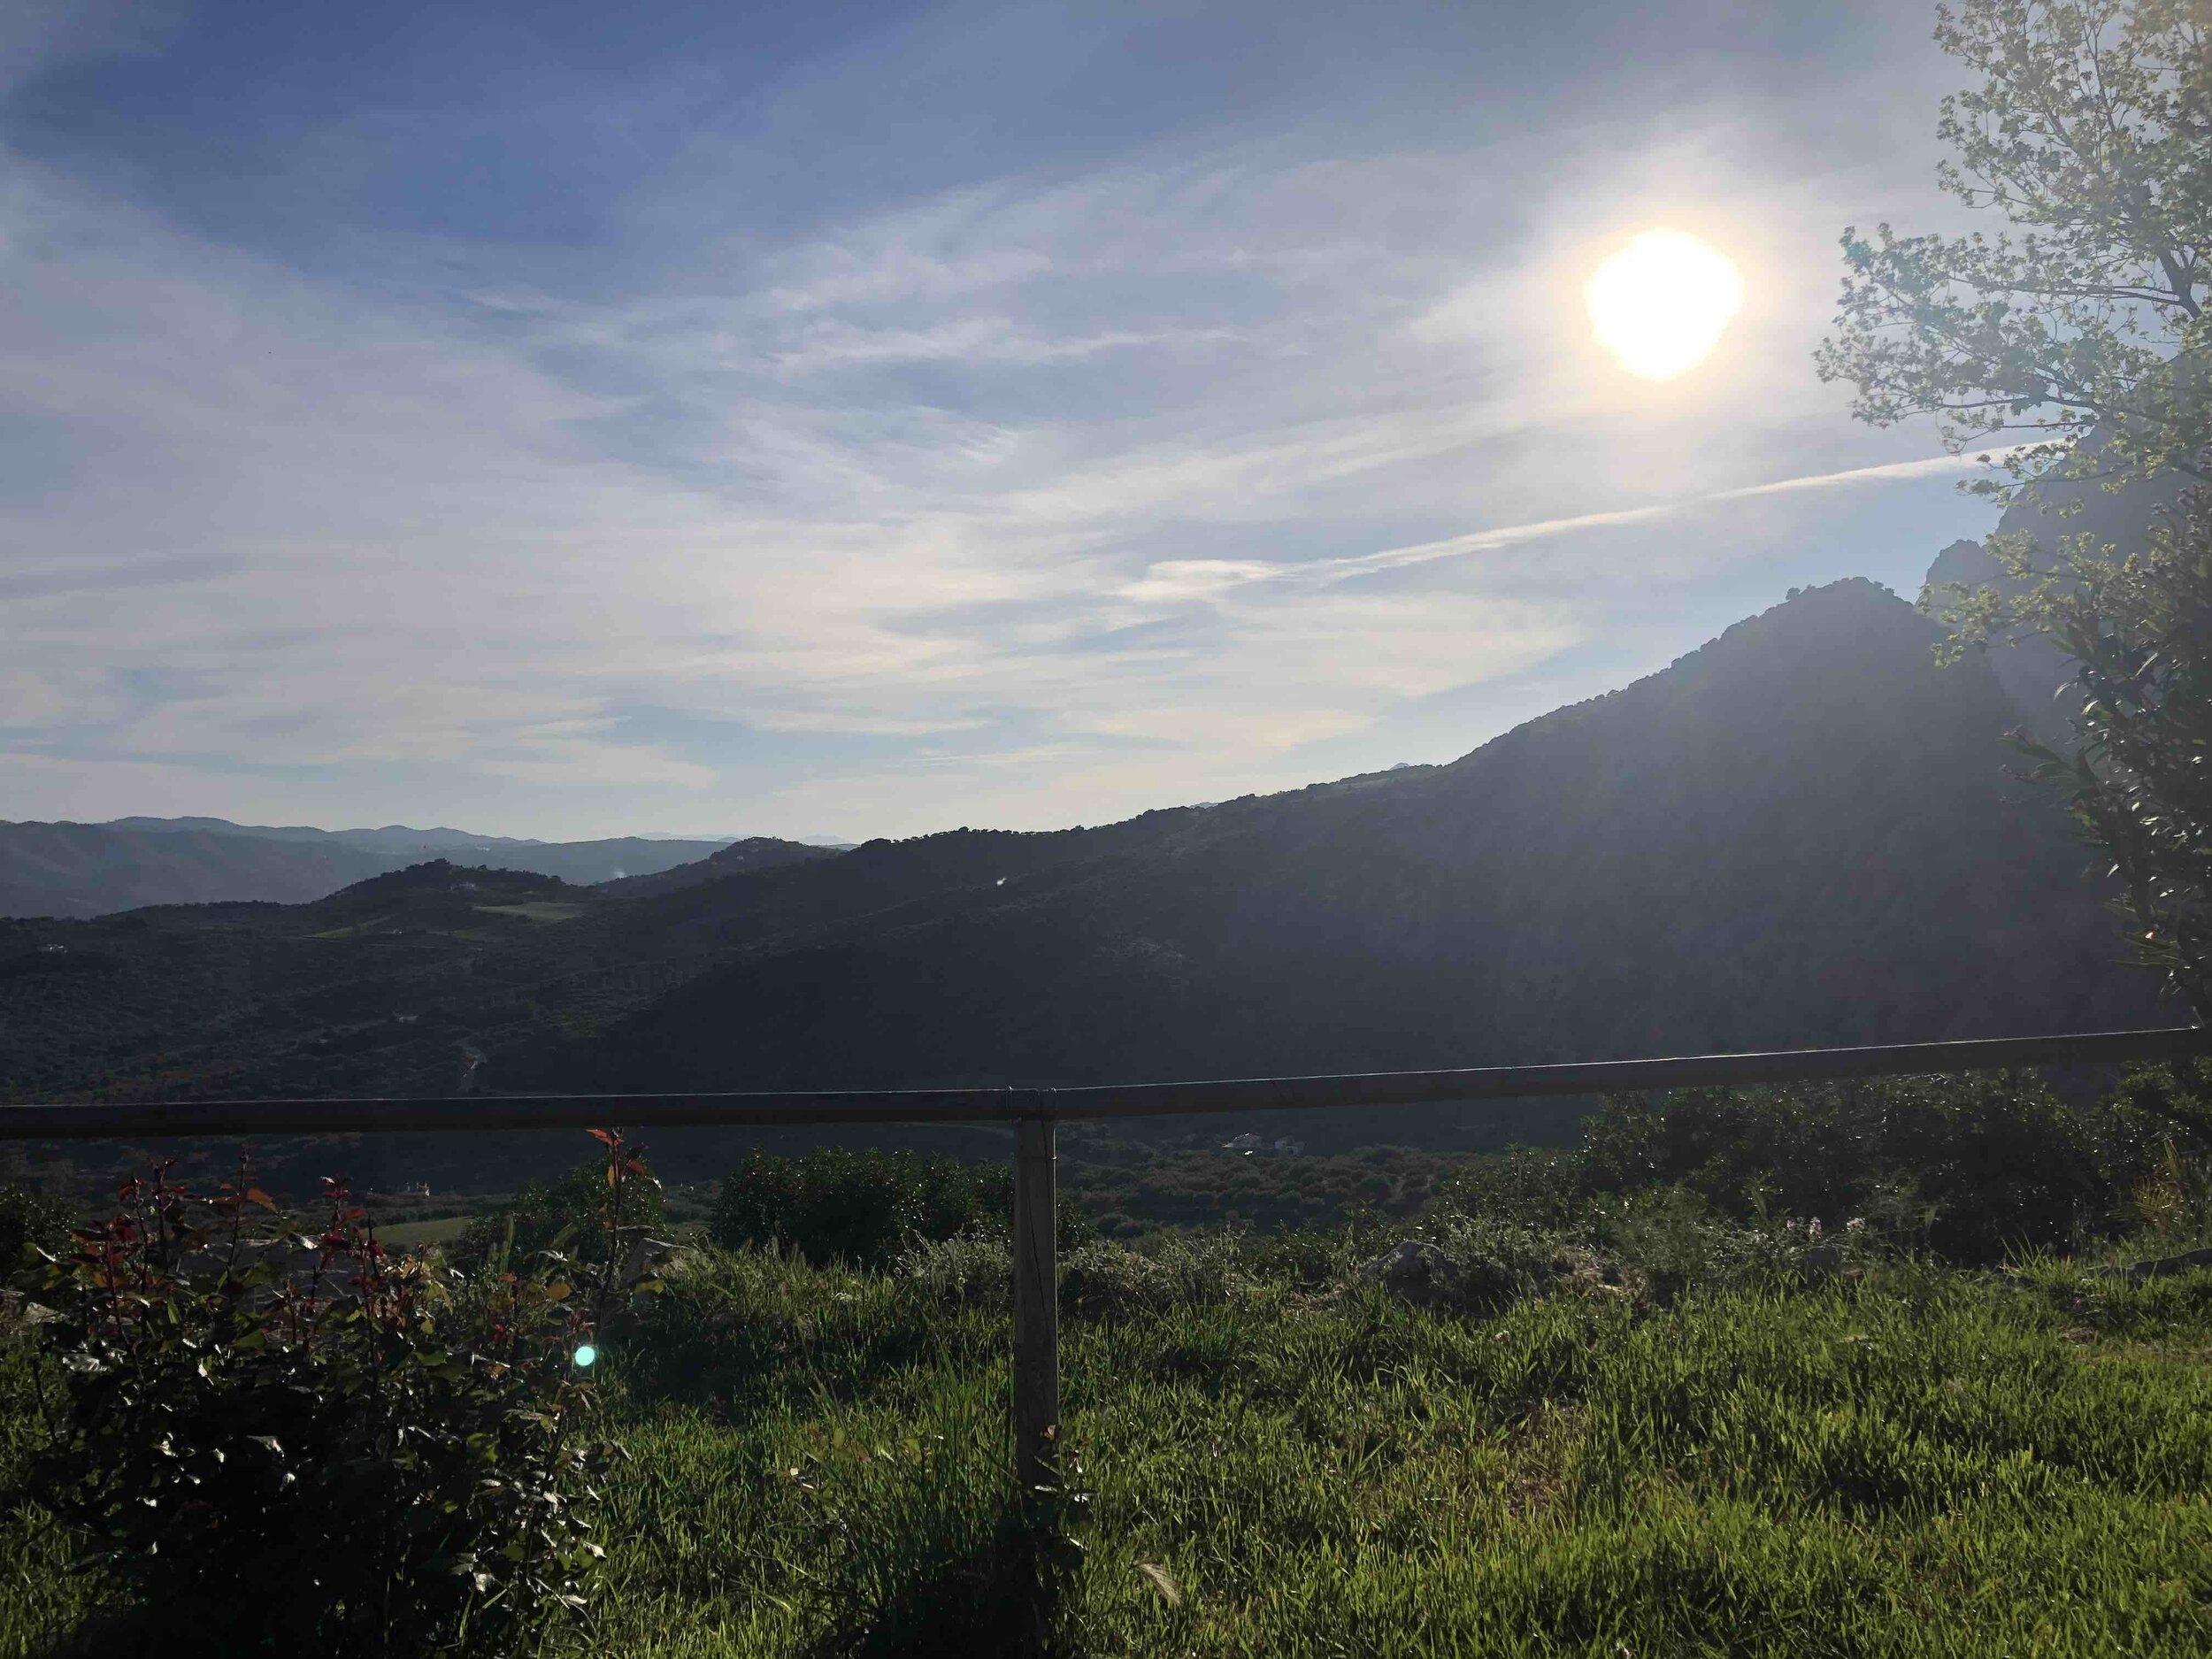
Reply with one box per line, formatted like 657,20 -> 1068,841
0,1 -> 1991,841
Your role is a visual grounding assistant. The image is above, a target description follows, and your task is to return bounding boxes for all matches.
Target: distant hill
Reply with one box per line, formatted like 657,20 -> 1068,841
496,579 -> 2162,1102
0,818 -> 810,918
3,578 -> 2174,1197
0,822 -> 409,918
599,837 -> 843,898
103,817 -> 549,850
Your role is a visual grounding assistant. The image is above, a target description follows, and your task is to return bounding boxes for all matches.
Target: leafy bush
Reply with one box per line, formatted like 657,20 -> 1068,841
1429,1147 -> 1582,1233
0,1182 -> 72,1271
901,1231 -> 1013,1310
710,1148 -> 1014,1268
1575,1074 -> 2125,1263
1424,1213 -> 1590,1309
8,1141 -> 656,1655
453,1133 -> 665,1274
1581,1187 -> 1884,1301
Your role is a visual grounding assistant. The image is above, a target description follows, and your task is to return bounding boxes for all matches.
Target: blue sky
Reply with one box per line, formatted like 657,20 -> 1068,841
3,0 -> 2007,841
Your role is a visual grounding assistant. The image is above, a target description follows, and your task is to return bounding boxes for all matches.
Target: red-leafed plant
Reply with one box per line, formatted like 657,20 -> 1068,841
11,1132 -> 658,1656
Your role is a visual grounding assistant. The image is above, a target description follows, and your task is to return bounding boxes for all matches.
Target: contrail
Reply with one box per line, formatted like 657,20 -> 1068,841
1310,451 -> 2016,584
1122,450 -> 2018,603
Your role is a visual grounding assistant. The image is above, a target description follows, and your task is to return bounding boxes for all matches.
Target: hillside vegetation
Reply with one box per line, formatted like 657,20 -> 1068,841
7,1066 -> 2212,1656
2,580 -> 2170,1204
504,580 -> 2155,1100
0,819 -> 823,920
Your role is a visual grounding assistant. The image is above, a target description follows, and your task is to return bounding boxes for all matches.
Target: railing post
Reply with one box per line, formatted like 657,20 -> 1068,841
1011,1113 -> 1059,1494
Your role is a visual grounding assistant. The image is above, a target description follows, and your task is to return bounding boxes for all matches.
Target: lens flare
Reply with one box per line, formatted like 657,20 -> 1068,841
1586,230 -> 1743,380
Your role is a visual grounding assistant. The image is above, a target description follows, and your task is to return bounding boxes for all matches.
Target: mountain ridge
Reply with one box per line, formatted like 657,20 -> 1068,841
0,820 -> 815,918
2,576 -> 2166,1191
490,578 -> 2158,1101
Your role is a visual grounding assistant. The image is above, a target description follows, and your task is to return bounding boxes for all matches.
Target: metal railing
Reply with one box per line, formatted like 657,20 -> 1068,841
7,1022 -> 2208,1489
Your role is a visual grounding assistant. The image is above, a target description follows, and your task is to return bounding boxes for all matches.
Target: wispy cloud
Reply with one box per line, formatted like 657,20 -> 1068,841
0,5 -> 1996,838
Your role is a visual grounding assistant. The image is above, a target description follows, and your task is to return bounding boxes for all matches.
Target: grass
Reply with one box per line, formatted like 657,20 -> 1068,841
8,1237 -> 2212,1656
575,1248 -> 2212,1656
373,1213 -> 475,1247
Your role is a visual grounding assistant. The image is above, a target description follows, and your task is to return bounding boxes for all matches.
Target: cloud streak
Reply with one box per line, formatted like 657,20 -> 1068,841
1123,449 -> 2018,603
0,4 -> 2000,838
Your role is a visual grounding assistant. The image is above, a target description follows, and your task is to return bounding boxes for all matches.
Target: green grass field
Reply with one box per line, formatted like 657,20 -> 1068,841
14,1237 -> 2200,1656
372,1213 -> 476,1248
472,902 -> 587,924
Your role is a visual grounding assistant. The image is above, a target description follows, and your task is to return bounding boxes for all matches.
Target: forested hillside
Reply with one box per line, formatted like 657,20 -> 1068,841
498,578 -> 2156,1096
2,578 -> 2165,1197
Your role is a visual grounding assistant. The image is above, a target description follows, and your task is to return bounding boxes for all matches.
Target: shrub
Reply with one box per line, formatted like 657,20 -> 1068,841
1060,1231 -> 1270,1318
1577,1074 -> 2122,1263
710,1148 -> 1013,1269
1431,1147 -> 1582,1231
452,1135 -> 666,1275
902,1231 -> 1013,1310
1583,1187 -> 1878,1301
9,1140 -> 655,1655
0,1182 -> 73,1271
1426,1212 -> 1583,1309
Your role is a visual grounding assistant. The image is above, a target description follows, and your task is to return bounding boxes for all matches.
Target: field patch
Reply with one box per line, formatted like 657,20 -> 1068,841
472,902 -> 586,924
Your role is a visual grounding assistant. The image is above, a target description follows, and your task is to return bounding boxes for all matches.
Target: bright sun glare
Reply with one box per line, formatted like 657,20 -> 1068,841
1586,229 -> 1744,380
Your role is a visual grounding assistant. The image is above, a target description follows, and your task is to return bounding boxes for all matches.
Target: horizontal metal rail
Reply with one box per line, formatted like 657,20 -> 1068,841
4,1024 -> 2207,1141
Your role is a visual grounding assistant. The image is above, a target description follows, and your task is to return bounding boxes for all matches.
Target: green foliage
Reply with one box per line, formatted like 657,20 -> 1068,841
1821,0 -> 2212,1013
7,1164 -> 610,1656
1576,1074 -> 2111,1260
454,1141 -> 666,1275
0,1183 -> 72,1271
1067,1143 -> 1477,1236
1999,480 -> 2212,1013
1816,0 -> 2211,504
1056,1231 -> 1266,1318
12,1177 -> 2212,1654
709,1148 -> 1018,1269
449,1248 -> 2212,1652
1435,1071 -> 2200,1265
1430,1146 -> 1583,1232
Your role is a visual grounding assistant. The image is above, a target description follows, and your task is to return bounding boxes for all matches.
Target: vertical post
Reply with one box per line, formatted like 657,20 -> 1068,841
1011,1115 -> 1059,1494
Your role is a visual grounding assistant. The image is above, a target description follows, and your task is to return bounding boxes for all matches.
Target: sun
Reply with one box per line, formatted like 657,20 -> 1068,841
1585,229 -> 1744,380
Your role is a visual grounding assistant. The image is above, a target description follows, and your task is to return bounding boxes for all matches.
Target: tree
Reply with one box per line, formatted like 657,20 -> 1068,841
1816,0 -> 2209,506
2012,480 -> 2212,1016
1818,0 -> 2212,1015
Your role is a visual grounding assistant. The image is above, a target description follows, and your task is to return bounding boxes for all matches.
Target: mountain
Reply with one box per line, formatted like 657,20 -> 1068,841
0,818 -> 797,918
0,822 -> 414,918
495,578 -> 2160,1102
3,578 -> 2170,1198
102,818 -> 548,850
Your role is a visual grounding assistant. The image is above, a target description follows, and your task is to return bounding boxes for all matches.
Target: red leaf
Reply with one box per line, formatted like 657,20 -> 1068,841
245,1188 -> 279,1210
587,1129 -> 619,1148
